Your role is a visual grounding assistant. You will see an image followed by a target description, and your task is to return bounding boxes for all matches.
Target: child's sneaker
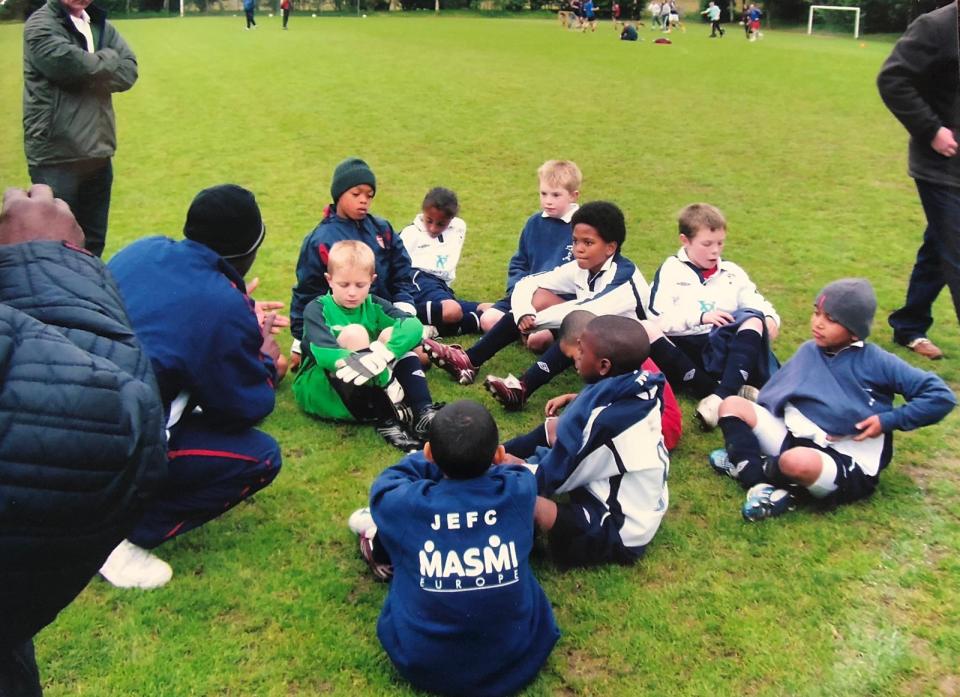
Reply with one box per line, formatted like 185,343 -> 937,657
696,393 -> 723,430
737,384 -> 760,402
708,448 -> 736,477
422,338 -> 476,385
742,483 -> 796,521
348,507 -> 375,535
484,374 -> 528,411
99,539 -> 173,589
413,402 -> 444,441
375,418 -> 422,453
359,528 -> 393,581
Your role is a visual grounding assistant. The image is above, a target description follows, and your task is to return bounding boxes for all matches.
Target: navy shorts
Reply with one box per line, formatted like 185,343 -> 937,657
784,435 -> 888,505
670,333 -> 710,370
549,490 -> 645,568
411,270 -> 456,304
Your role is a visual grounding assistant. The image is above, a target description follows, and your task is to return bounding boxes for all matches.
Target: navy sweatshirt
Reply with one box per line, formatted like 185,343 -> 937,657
503,210 -> 575,296
370,452 -> 559,697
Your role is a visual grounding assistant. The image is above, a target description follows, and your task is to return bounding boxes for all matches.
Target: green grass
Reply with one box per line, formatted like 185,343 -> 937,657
2,14 -> 960,696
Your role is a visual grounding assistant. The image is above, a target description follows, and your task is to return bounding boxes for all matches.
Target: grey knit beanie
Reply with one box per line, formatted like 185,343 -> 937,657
815,278 -> 876,340
330,157 -> 376,203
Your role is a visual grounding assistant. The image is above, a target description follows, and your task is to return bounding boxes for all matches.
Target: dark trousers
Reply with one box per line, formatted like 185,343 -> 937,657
28,158 -> 112,257
128,416 -> 281,549
710,19 -> 723,35
245,9 -> 256,26
282,8 -> 290,26
0,640 -> 41,697
888,178 -> 958,343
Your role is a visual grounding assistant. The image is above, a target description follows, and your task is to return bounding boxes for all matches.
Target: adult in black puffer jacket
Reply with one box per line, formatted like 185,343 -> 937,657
0,186 -> 166,696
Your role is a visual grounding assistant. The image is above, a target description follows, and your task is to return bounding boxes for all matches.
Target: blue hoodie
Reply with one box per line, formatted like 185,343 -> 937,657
370,452 -> 559,697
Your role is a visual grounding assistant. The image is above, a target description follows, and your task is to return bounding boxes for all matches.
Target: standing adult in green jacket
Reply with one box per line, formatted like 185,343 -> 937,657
22,0 -> 137,257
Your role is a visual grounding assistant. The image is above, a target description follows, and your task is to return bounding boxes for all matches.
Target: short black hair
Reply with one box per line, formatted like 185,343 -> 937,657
570,201 -> 626,250
558,309 -> 596,347
584,316 -> 650,375
428,400 -> 499,479
422,187 -> 460,218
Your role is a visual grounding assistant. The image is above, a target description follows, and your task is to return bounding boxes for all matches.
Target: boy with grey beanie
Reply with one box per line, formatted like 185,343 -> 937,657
289,157 -> 418,370
711,278 -> 956,521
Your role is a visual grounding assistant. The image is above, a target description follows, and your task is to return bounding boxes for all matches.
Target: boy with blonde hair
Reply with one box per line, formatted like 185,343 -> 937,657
648,203 -> 781,429
479,159 -> 582,342
293,241 -> 440,452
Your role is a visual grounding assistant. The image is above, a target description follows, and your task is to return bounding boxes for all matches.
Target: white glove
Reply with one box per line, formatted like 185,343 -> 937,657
334,341 -> 395,385
290,338 -> 301,355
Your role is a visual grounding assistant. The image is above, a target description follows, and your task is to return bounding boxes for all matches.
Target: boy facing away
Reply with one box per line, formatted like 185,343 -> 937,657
424,201 -> 651,403
351,400 -> 560,697
289,157 -> 417,371
503,316 -> 670,568
712,278 -> 955,520
399,187 -> 492,337
292,241 -> 440,452
648,203 -> 781,430
479,159 -> 581,337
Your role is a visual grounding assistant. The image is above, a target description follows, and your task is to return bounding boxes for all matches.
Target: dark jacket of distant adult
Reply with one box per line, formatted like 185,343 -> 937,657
22,0 -> 138,167
0,241 -> 167,647
877,1 -> 960,188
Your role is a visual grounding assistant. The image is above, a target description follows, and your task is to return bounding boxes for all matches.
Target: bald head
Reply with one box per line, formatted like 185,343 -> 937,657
0,185 -> 84,248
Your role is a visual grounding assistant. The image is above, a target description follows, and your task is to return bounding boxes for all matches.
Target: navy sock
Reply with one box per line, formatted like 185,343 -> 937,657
416,301 -> 443,328
393,354 -> 432,414
456,308 -> 481,335
716,328 -> 762,398
718,415 -> 767,488
650,336 -> 716,398
503,423 -> 548,459
520,343 -> 573,397
466,312 -> 520,367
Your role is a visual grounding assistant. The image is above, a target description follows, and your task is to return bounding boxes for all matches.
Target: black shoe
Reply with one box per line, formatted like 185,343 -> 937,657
413,402 -> 445,441
375,419 -> 422,453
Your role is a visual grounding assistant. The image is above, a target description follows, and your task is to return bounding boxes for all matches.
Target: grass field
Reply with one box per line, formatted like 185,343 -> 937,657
2,13 -> 960,696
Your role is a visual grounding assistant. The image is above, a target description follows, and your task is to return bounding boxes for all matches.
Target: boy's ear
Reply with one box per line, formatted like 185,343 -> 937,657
570,190 -> 581,201
371,273 -> 377,285
598,357 -> 613,377
423,442 -> 434,463
492,444 -> 506,465
679,233 -> 691,247
324,272 -> 332,284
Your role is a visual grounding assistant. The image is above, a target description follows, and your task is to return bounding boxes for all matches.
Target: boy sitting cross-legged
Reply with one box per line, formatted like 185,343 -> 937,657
502,316 -> 670,568
292,240 -> 441,452
648,202 -> 781,430
348,400 -> 560,697
713,278 -> 956,521
424,201 -> 651,405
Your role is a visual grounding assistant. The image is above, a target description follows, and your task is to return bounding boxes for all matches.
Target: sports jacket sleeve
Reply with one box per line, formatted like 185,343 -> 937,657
505,218 -> 535,293
100,22 -> 137,93
303,299 -> 350,370
732,264 -> 779,327
874,349 -> 956,433
370,296 -> 425,356
510,263 -> 578,319
370,452 -> 443,532
290,228 -> 331,341
647,257 -> 706,334
533,264 -> 651,330
381,222 -> 418,309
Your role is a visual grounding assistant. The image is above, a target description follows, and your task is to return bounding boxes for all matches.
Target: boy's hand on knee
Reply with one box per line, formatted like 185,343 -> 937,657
852,414 -> 883,441
517,314 -> 537,333
701,310 -> 734,327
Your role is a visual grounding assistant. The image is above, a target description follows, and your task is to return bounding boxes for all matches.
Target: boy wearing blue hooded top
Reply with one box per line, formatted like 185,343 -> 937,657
713,278 -> 956,521
349,400 -> 559,697
502,316 -> 670,567
289,158 -> 417,370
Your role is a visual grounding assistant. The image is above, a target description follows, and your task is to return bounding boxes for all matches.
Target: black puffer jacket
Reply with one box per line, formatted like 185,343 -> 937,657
0,241 -> 166,646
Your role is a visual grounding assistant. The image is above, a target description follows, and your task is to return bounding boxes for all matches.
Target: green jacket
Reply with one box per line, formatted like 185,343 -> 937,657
22,0 -> 137,167
293,293 -> 424,421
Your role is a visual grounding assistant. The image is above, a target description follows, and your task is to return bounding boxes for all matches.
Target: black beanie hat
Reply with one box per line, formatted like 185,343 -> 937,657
815,278 -> 876,340
330,158 -> 376,203
183,184 -> 265,259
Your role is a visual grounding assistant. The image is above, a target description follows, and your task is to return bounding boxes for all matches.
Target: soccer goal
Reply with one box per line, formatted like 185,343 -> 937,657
807,5 -> 862,39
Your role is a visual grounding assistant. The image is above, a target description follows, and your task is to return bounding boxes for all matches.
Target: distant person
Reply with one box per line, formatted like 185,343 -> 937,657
713,279 -> 955,521
22,0 -> 138,257
582,0 -> 597,30
702,0 -> 724,36
289,157 -> 417,372
399,187 -> 492,337
0,185 -> 166,696
877,0 -> 958,360
620,21 -> 639,39
349,400 -> 560,697
104,184 -> 285,588
244,0 -> 257,29
503,317 -> 671,568
746,2 -> 763,40
281,0 -> 291,28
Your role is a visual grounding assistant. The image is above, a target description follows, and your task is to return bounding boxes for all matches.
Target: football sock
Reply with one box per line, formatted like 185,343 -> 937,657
466,312 -> 520,367
520,343 -> 573,397
416,301 -> 442,328
716,328 -> 762,398
393,354 -> 432,414
649,336 -> 716,398
718,415 -> 767,488
503,423 -> 549,460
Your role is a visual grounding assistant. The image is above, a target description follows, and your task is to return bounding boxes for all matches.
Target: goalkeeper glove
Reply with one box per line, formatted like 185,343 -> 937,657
334,341 -> 395,386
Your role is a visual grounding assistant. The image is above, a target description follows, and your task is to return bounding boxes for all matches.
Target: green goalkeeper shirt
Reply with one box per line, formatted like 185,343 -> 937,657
292,293 -> 423,420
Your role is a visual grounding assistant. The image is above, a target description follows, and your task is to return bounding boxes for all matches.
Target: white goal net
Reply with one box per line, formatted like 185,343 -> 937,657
807,5 -> 862,39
